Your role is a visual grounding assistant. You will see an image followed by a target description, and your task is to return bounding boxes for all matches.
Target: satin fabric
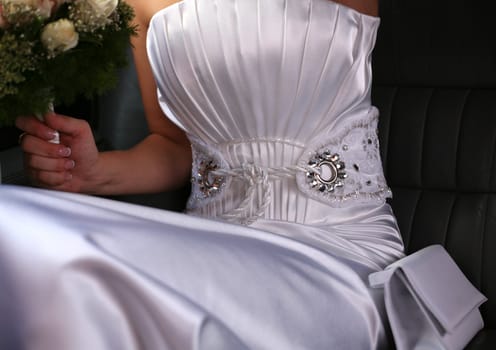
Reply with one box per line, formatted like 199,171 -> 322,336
147,0 -> 392,219
0,0 -> 410,349
148,0 -> 379,141
370,246 -> 486,350
0,185 -> 397,349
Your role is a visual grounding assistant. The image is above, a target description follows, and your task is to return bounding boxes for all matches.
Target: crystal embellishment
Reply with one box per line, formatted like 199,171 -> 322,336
193,159 -> 225,197
306,151 -> 347,193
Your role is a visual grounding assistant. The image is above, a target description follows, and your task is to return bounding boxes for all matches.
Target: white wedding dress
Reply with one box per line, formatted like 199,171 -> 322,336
0,0 -> 486,349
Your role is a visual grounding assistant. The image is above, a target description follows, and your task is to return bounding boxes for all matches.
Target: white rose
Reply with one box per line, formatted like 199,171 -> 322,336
41,18 -> 79,56
85,0 -> 117,18
70,0 -> 117,31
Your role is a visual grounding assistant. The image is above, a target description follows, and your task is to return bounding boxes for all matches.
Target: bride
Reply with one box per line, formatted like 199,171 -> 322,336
2,0 -> 485,349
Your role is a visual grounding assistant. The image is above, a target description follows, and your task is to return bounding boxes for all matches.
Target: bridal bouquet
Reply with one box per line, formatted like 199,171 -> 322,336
0,0 -> 136,126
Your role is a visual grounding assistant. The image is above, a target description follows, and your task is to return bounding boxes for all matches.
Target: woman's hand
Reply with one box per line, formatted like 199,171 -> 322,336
14,0 -> 192,196
16,112 -> 100,193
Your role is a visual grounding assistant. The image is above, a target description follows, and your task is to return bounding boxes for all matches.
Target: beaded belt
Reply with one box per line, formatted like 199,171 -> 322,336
187,108 -> 391,224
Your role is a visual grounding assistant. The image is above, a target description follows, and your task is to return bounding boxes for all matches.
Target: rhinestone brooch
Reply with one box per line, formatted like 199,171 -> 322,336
306,151 -> 347,193
193,159 -> 225,197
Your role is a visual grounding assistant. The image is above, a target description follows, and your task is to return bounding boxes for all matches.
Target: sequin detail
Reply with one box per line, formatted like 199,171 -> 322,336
306,151 -> 347,193
296,107 -> 392,206
192,159 -> 225,198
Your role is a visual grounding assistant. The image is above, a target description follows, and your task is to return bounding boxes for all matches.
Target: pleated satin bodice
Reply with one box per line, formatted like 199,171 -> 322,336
147,0 -> 393,228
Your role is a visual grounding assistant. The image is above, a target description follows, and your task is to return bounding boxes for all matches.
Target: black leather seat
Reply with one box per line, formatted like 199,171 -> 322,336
373,0 -> 496,348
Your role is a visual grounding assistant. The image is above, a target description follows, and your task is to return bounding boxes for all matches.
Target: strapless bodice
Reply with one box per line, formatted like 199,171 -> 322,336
147,0 -> 391,225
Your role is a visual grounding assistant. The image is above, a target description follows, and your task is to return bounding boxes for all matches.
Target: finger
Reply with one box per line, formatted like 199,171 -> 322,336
28,169 -> 73,188
43,112 -> 91,138
25,154 -> 75,172
20,133 -> 72,158
15,115 -> 59,142
18,132 -> 27,145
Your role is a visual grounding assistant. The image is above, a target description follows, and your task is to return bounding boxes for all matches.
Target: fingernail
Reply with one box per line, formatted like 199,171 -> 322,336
58,147 -> 71,157
46,130 -> 58,140
65,160 -> 75,170
65,172 -> 73,181
50,132 -> 60,144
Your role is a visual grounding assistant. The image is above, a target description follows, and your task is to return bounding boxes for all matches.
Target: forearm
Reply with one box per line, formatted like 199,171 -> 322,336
87,2 -> 190,195
83,0 -> 190,196
84,134 -> 192,196
337,0 -> 378,16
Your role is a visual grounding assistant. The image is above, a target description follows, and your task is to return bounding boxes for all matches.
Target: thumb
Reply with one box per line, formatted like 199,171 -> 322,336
43,112 -> 89,138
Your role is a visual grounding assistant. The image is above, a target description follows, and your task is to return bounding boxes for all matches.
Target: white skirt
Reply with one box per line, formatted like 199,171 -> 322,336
0,185 -> 484,349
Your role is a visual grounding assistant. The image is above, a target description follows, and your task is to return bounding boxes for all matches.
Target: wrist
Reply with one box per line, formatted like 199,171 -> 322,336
78,151 -> 115,195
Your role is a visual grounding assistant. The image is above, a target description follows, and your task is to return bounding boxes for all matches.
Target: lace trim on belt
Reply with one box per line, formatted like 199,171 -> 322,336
296,107 -> 391,206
